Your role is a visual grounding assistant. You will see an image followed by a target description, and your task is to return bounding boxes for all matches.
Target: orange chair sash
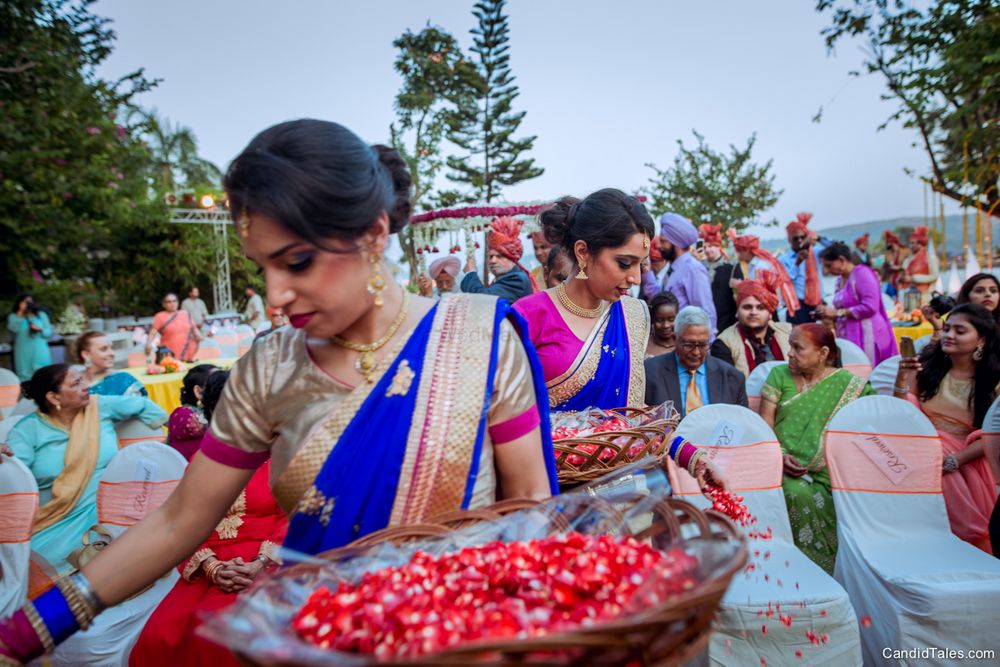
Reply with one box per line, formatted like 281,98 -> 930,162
669,441 -> 783,496
97,479 -> 180,526
0,384 -> 20,408
825,430 -> 941,494
0,492 -> 39,543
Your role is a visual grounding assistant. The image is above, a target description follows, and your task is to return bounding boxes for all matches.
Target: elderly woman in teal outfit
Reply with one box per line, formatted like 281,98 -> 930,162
6,364 -> 166,573
7,294 -> 53,381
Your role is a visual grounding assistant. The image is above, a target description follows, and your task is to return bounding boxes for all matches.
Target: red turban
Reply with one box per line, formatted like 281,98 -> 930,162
854,233 -> 869,248
884,229 -> 901,246
736,270 -> 780,313
910,226 -> 930,245
698,223 -> 724,246
487,216 -> 538,292
786,212 -> 821,308
733,234 -> 760,253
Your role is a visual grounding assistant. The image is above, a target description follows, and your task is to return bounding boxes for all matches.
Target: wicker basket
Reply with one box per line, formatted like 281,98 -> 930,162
554,406 -> 680,487
238,495 -> 746,667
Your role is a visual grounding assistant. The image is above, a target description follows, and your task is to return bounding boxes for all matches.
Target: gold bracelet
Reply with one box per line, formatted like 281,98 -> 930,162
203,560 -> 224,583
687,449 -> 706,477
23,602 -> 55,654
55,577 -> 95,631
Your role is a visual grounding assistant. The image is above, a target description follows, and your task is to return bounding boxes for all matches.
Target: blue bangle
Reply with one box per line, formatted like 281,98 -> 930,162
31,586 -> 79,645
668,435 -> 686,461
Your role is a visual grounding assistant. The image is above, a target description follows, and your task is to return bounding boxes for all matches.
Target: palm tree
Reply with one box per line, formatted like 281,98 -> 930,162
135,109 -> 222,191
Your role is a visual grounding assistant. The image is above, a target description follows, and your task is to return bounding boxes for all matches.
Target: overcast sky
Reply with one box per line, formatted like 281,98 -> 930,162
96,0 -> 962,238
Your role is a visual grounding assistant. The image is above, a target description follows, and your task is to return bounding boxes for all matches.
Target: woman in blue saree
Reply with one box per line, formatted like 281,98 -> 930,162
514,190 -> 722,481
0,120 -> 558,663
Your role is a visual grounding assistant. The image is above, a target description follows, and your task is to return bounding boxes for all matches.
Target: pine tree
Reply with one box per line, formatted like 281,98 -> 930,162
444,0 -> 543,203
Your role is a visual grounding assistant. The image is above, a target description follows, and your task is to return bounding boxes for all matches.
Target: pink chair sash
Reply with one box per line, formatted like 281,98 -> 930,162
825,430 -> 941,494
97,480 -> 180,526
127,352 -> 147,368
0,384 -> 20,408
0,492 -> 39,543
668,441 -> 783,496
237,344 -> 252,357
844,363 -> 873,379
214,333 -> 238,346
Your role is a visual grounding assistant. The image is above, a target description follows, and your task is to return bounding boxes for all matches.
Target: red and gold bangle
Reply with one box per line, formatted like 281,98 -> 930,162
21,604 -> 54,654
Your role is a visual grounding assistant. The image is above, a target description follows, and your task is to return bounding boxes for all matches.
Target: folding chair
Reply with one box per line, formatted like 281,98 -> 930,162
835,338 -> 872,379
868,355 -> 900,396
0,456 -> 38,617
745,361 -> 785,413
115,418 -> 167,448
826,396 -> 1000,665
48,443 -> 187,666
0,368 -> 20,421
196,337 -> 223,360
672,404 -> 861,666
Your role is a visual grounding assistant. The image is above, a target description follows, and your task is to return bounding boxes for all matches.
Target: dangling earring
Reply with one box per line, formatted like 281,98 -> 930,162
575,262 -> 588,280
54,402 -> 62,411
973,345 -> 984,361
368,253 -> 386,307
83,358 -> 92,370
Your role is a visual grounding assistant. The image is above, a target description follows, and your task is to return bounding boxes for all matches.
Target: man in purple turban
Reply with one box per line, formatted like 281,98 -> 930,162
658,212 -> 717,333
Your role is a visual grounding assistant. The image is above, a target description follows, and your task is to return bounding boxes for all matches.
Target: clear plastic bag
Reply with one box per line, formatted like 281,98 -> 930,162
200,465 -> 740,666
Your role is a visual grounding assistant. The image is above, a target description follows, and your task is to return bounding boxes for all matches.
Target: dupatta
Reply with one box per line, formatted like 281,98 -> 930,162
545,298 -> 647,411
276,294 -> 558,555
33,396 -> 102,534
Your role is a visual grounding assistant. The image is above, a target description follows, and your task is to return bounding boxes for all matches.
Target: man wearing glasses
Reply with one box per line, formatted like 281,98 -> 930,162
644,306 -> 748,417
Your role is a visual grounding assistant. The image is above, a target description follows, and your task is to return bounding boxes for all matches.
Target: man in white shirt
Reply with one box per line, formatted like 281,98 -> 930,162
242,286 -> 266,331
180,286 -> 209,330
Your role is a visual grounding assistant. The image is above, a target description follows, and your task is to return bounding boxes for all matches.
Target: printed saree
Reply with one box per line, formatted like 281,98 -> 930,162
545,298 -> 648,411
762,366 -> 873,573
275,294 -> 559,555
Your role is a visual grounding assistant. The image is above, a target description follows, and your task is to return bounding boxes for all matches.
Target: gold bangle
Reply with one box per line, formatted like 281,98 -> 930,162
23,602 -> 55,654
55,577 -> 95,631
687,449 -> 706,477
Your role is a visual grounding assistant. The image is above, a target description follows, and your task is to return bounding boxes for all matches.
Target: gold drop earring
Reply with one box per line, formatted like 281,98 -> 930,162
368,253 -> 386,307
575,260 -> 588,280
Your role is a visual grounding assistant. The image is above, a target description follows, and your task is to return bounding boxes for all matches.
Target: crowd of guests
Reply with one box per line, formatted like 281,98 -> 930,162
1,117 -> 998,665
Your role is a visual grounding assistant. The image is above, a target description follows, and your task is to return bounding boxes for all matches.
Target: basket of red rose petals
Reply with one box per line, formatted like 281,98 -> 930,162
210,487 -> 746,667
552,404 -> 680,488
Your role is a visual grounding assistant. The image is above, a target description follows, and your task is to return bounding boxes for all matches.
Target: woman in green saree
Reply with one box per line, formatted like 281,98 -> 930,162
758,323 -> 873,573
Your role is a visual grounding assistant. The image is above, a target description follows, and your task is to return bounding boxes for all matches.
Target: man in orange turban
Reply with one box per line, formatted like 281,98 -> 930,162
461,216 -> 536,301
899,225 -> 938,302
698,223 -> 737,331
710,271 -> 792,377
852,233 -> 871,267
778,212 -> 830,323
730,232 -> 800,314
881,229 -> 907,298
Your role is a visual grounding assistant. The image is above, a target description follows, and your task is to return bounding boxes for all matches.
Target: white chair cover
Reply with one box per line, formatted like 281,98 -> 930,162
0,418 -> 16,446
914,334 -> 934,354
0,368 -> 20,421
10,398 -> 35,418
115,418 -> 167,447
868,355 -> 900,396
0,456 -> 38,617
881,293 -> 896,315
196,336 -> 223,360
835,337 -> 872,378
825,396 -> 1000,665
235,324 -> 255,338
214,328 -> 239,358
673,405 -> 861,666
744,361 -> 785,413
984,395 -> 1000,436
47,443 -> 187,667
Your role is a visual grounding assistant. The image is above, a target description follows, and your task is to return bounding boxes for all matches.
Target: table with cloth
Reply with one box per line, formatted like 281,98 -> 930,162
891,320 -> 933,347
123,359 -> 236,415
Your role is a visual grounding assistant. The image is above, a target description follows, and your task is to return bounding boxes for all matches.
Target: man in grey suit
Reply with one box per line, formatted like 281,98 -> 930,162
644,306 -> 748,418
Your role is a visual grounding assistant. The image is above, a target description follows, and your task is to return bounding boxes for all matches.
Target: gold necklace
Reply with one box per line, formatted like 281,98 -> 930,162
556,283 -> 603,319
332,290 -> 410,383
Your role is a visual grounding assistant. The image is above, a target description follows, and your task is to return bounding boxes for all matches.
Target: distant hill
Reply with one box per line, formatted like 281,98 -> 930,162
760,214 -> 1000,259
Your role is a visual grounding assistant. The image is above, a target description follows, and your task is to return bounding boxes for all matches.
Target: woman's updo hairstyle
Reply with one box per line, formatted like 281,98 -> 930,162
75,331 -> 107,363
224,119 -> 413,250
179,364 -> 218,407
24,364 -> 71,414
540,189 -> 655,259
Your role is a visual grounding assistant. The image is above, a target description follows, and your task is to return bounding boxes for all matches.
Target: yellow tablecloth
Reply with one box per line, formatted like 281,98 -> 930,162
124,358 -> 237,415
892,321 -> 934,347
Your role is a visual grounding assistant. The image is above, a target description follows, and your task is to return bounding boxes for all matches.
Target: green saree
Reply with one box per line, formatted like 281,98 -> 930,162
761,365 -> 873,573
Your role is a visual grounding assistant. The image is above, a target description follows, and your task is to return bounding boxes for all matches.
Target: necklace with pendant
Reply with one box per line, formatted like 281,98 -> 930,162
331,291 -> 410,383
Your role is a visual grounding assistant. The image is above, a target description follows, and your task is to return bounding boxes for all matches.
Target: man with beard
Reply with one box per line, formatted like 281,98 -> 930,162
461,216 -> 536,302
659,213 -> 717,333
698,223 -> 737,331
640,241 -> 669,301
778,212 -> 830,324
711,271 -> 791,377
